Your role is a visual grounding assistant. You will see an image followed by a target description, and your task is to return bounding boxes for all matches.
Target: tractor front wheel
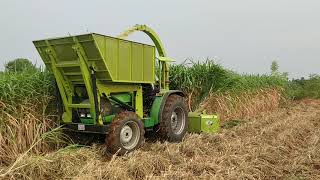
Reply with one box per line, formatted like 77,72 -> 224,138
106,111 -> 145,155
158,94 -> 188,142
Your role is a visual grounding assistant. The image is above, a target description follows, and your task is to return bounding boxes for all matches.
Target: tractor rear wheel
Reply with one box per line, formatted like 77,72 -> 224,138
158,94 -> 188,142
106,111 -> 145,155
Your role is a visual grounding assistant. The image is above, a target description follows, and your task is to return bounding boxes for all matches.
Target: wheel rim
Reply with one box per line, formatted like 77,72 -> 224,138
120,120 -> 140,150
170,107 -> 186,135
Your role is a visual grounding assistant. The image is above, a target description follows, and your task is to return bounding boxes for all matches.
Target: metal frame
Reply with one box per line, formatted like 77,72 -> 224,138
36,35 -> 149,125
44,40 -> 73,122
34,25 -> 184,133
97,83 -> 144,118
72,37 -> 101,124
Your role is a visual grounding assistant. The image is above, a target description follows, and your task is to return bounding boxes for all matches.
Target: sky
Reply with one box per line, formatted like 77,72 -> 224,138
0,0 -> 319,78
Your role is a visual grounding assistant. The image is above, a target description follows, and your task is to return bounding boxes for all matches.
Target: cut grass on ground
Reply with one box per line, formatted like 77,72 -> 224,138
1,100 -> 319,179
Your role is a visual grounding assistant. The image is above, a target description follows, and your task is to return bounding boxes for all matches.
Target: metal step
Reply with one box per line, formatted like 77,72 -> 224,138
56,61 -> 80,68
68,103 -> 91,108
64,72 -> 83,76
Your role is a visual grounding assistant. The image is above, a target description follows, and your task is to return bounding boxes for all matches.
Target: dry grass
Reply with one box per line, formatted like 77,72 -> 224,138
1,99 -> 319,179
197,88 -> 284,121
0,99 -> 66,166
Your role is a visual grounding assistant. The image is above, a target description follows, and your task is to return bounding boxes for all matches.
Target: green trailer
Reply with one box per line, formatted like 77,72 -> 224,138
33,25 -> 218,155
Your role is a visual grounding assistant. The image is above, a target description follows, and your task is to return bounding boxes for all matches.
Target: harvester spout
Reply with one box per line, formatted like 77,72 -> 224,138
117,24 -> 171,90
117,25 -> 167,57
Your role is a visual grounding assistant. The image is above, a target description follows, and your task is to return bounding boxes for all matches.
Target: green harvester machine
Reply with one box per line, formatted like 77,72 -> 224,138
33,25 -> 219,154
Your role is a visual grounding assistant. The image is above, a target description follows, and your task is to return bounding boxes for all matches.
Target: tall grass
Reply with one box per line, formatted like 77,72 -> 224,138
0,68 -> 67,166
170,59 -> 287,112
198,88 -> 283,121
287,75 -> 320,100
0,68 -> 54,105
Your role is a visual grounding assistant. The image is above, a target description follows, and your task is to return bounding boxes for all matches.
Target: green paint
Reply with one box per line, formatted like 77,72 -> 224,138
80,118 -> 95,124
111,93 -> 132,104
33,31 -> 156,125
93,33 -> 155,83
43,40 -> 72,123
103,115 -> 115,123
135,86 -> 143,118
142,117 -> 153,128
34,25 -> 216,134
149,96 -> 163,126
188,112 -> 220,133
117,25 -> 171,90
73,37 -> 100,124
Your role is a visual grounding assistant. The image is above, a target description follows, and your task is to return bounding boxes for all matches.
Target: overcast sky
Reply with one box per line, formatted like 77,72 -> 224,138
1,0 -> 319,78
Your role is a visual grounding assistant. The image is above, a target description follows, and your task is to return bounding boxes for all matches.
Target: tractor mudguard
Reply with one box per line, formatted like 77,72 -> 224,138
158,90 -> 185,124
148,90 -> 185,127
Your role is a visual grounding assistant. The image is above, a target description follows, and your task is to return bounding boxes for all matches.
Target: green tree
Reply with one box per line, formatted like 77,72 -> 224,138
270,60 -> 279,76
5,58 -> 37,72
270,60 -> 289,80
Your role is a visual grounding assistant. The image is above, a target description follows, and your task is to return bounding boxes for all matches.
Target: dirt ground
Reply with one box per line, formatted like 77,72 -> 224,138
1,100 -> 320,180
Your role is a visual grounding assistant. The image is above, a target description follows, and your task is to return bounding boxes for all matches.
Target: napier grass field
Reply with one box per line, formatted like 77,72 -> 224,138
0,60 -> 320,179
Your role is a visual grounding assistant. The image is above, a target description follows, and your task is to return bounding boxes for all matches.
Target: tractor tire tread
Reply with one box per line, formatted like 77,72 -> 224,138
106,111 -> 145,155
158,94 -> 188,142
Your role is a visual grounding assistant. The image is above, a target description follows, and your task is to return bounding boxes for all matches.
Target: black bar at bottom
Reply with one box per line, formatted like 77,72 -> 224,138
62,123 -> 109,134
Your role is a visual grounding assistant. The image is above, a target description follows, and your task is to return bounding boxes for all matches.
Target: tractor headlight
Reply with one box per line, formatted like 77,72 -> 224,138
78,108 -> 91,118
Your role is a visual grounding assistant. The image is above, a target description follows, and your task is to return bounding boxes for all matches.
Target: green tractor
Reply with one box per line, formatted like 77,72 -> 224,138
33,25 -> 218,155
